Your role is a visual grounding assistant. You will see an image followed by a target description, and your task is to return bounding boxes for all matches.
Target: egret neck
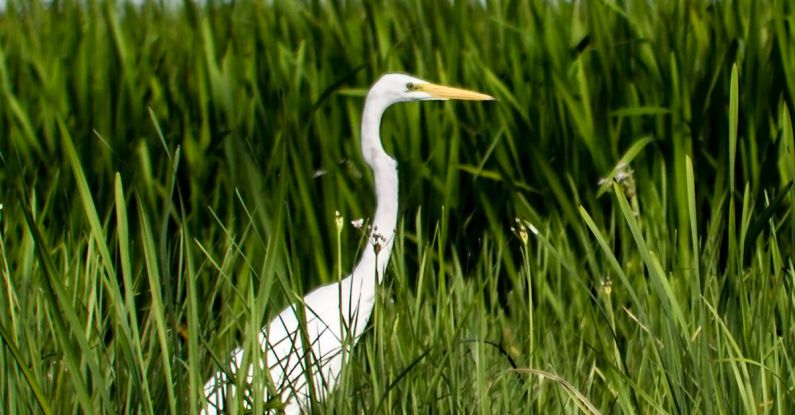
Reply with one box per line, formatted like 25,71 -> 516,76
347,93 -> 399,326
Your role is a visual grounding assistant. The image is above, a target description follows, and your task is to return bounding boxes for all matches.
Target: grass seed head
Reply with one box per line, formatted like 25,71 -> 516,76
335,210 -> 344,233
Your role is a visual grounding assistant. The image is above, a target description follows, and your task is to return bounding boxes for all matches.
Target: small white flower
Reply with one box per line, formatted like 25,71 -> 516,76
351,218 -> 364,229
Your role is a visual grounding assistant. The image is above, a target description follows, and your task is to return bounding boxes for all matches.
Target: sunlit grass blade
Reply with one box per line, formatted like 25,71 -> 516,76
183,218 -> 202,415
613,183 -> 688,333
579,206 -> 646,321
115,174 -> 154,414
138,201 -> 178,415
502,368 -> 602,415
702,298 -> 757,413
0,320 -> 53,415
729,63 -> 739,194
17,193 -> 105,412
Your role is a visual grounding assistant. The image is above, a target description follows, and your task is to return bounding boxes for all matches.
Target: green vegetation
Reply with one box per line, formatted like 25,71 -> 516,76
1,0 -> 794,413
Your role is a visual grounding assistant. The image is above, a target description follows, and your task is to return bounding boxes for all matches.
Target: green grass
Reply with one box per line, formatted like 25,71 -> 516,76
1,0 -> 794,413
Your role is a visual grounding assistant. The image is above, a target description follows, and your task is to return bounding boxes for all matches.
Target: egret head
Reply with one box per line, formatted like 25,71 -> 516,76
368,73 -> 495,106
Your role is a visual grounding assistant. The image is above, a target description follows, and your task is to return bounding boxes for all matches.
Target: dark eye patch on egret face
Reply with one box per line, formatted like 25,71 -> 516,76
405,82 -> 417,91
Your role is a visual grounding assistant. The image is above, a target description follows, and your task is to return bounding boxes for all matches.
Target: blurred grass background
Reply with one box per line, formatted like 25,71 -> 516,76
0,0 -> 794,413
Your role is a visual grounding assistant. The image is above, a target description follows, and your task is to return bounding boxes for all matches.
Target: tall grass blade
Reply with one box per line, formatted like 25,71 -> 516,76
138,202 -> 178,415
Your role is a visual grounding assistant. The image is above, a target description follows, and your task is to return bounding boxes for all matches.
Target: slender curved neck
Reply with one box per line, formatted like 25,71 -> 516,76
353,97 -> 398,285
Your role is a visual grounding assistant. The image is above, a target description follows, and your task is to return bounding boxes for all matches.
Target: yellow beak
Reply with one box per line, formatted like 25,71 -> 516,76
418,83 -> 495,101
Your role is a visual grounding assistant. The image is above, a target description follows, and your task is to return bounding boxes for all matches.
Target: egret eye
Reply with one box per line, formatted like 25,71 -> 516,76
405,82 -> 416,91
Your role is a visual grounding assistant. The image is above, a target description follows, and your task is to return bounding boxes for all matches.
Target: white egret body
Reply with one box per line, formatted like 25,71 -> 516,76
202,73 -> 493,414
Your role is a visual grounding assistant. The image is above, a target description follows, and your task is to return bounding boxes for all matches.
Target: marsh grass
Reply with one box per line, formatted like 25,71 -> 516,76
1,0 -> 794,413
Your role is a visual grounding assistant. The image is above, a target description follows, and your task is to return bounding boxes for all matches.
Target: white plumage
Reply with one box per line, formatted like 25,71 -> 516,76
202,73 -> 493,414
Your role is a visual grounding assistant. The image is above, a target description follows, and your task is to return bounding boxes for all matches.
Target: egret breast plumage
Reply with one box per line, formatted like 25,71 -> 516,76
202,73 -> 494,414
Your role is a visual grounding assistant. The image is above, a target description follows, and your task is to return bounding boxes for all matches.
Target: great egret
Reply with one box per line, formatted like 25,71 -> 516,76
202,73 -> 494,414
